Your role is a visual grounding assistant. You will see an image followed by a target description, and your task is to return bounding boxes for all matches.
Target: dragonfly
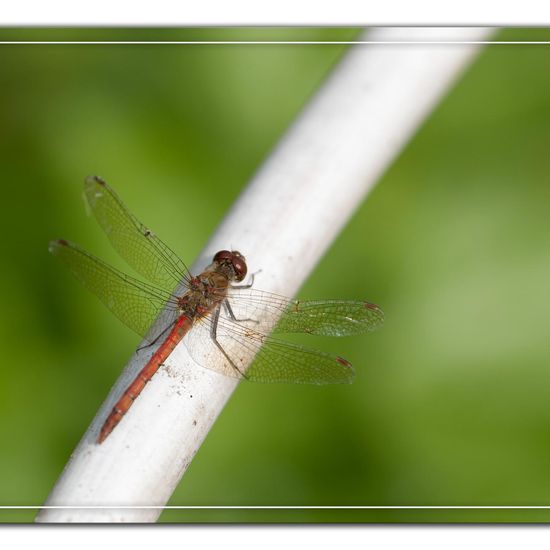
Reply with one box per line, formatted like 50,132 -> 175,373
49,176 -> 384,444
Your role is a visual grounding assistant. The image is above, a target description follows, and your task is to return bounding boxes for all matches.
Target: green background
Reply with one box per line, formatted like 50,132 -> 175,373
1,27 -> 550,523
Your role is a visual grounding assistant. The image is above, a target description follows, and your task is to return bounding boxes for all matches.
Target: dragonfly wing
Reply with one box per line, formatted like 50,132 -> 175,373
49,239 -> 179,341
226,289 -> 384,337
84,175 -> 190,292
182,309 -> 354,384
182,314 -> 247,379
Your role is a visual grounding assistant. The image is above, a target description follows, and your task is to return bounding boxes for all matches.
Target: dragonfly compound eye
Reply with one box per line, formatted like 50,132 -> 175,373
213,250 -> 247,281
230,252 -> 247,282
213,250 -> 232,263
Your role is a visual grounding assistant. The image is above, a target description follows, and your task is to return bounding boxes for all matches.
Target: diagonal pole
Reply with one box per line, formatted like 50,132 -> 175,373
37,27 -> 493,522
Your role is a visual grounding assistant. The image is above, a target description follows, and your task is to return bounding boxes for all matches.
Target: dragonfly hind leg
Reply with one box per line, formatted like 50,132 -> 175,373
210,305 -> 249,380
136,321 -> 174,353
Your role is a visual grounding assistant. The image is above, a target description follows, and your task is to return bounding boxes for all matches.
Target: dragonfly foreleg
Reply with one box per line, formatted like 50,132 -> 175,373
230,269 -> 261,290
210,305 -> 249,380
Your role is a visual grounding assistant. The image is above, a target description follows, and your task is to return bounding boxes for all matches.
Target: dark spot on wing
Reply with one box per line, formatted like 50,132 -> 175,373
336,356 -> 352,367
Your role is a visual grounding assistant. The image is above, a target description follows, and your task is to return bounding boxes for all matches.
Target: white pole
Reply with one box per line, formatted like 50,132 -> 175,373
37,27 -> 493,522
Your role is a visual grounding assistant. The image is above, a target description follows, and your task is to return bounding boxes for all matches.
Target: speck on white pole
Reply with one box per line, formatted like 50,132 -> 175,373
36,27 -> 493,523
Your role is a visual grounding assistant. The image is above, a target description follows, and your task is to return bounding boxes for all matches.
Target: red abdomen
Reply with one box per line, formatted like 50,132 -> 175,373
97,315 -> 191,443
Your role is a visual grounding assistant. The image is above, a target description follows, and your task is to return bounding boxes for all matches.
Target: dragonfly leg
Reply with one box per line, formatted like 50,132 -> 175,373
223,299 -> 258,324
210,305 -> 249,380
137,321 -> 174,353
230,269 -> 261,290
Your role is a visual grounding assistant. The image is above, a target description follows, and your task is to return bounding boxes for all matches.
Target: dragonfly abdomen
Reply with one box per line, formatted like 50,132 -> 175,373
97,315 -> 192,444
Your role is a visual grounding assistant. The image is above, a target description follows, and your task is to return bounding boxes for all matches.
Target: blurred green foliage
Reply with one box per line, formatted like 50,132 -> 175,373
1,27 -> 550,523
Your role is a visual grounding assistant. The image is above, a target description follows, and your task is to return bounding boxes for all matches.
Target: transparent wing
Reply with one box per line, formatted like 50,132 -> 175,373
226,288 -> 384,337
49,239 -> 179,340
84,175 -> 190,292
182,307 -> 355,384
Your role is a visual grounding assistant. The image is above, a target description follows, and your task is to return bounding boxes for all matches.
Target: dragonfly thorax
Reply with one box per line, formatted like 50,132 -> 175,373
177,271 -> 230,319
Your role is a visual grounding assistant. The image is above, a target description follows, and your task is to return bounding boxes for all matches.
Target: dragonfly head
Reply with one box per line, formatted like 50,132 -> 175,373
213,250 -> 248,282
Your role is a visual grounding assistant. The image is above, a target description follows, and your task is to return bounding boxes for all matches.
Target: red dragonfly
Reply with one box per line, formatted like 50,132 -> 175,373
50,176 -> 383,443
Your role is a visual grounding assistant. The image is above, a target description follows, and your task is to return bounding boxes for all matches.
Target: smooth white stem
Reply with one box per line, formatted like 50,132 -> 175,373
37,27 -> 493,523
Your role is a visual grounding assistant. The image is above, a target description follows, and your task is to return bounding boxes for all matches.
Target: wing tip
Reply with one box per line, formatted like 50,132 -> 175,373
85,174 -> 106,187
336,356 -> 356,384
48,238 -> 69,254
364,301 -> 385,326
84,175 -> 108,211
